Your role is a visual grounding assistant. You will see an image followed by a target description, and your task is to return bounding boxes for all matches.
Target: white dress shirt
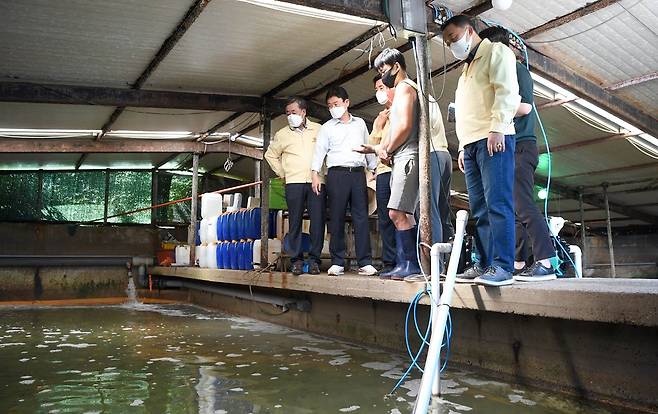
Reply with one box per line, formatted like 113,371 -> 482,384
311,114 -> 377,172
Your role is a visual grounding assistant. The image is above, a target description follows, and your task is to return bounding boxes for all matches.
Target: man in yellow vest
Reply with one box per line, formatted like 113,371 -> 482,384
264,97 -> 325,276
442,15 -> 521,286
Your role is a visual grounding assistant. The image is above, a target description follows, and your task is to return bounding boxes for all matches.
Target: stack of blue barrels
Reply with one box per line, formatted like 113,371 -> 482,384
202,208 -> 278,271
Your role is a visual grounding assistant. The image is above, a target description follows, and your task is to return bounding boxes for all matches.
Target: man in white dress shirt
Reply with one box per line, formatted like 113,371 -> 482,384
311,86 -> 378,276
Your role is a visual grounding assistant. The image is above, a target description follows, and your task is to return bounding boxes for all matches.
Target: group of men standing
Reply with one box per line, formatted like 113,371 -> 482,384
265,14 -> 556,286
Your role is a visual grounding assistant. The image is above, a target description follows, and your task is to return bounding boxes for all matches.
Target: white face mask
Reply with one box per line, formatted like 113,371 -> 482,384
375,90 -> 388,105
287,114 -> 304,129
329,105 -> 346,119
449,30 -> 472,61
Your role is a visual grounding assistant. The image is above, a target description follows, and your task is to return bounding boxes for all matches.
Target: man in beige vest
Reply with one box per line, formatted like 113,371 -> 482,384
264,97 -> 325,276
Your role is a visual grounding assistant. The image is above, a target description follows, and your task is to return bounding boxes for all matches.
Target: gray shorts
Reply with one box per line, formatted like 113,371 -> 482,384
388,155 -> 419,214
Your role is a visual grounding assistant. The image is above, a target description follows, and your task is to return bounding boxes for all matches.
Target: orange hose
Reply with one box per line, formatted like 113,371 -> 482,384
89,180 -> 262,223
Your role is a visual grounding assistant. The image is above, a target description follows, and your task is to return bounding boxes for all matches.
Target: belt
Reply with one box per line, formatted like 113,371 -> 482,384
329,166 -> 364,172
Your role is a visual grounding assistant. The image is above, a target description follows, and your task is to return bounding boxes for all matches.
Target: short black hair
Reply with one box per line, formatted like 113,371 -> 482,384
440,14 -> 472,32
479,26 -> 510,46
372,73 -> 382,85
325,86 -> 349,102
285,96 -> 308,111
374,48 -> 407,71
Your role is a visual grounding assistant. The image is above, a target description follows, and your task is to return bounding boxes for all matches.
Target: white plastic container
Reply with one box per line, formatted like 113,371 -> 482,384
175,245 -> 191,265
252,238 -> 282,269
195,245 -> 202,266
201,192 -> 223,219
205,215 -> 220,244
199,218 -> 210,244
205,243 -> 219,269
226,192 -> 243,212
223,194 -> 233,209
197,245 -> 208,268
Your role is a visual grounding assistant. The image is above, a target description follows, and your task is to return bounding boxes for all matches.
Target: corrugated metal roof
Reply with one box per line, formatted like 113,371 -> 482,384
111,107 -> 233,132
0,0 -> 194,87
144,0 -> 376,95
526,0 -> 658,115
480,0 -> 591,34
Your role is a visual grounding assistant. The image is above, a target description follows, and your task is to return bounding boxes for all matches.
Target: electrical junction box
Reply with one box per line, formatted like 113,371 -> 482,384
388,0 -> 428,39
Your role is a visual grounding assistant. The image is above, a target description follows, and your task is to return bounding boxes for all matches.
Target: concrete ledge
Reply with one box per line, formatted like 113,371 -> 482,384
150,267 -> 658,327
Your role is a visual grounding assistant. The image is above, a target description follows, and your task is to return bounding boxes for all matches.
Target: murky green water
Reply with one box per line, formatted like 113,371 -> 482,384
0,304 -> 617,414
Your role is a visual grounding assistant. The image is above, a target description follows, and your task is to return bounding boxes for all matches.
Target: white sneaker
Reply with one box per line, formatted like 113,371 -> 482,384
327,265 -> 345,276
358,265 -> 378,276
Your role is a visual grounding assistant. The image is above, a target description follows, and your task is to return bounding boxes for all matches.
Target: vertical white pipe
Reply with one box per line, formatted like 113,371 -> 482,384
413,210 -> 469,414
569,245 -> 583,278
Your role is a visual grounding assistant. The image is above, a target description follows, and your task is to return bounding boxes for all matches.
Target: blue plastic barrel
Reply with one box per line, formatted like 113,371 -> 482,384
249,208 -> 260,239
229,212 -> 239,241
216,242 -> 224,269
229,242 -> 239,270
220,242 -> 230,269
237,241 -> 245,270
237,210 -> 246,241
244,240 -> 254,270
195,222 -> 201,245
217,214 -> 225,241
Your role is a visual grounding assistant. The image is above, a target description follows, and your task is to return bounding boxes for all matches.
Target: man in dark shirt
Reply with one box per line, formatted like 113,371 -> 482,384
479,26 -> 556,282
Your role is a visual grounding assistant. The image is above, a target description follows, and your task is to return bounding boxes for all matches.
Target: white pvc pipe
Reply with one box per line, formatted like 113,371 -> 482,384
413,210 -> 469,414
430,242 -> 451,397
569,245 -> 583,278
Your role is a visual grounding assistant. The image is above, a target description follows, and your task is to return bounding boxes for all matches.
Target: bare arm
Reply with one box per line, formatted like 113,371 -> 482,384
385,83 -> 415,154
515,102 -> 532,117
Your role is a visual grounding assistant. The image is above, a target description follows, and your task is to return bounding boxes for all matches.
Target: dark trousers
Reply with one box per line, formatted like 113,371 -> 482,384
376,172 -> 396,266
285,183 -> 326,264
514,141 -> 554,262
463,136 -> 515,272
430,150 -> 455,244
327,168 -> 372,267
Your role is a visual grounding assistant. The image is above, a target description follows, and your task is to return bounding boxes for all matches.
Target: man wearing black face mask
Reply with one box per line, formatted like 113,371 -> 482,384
359,48 -> 421,281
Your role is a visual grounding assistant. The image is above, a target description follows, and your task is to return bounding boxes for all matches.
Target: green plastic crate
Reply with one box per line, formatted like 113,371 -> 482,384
269,178 -> 288,210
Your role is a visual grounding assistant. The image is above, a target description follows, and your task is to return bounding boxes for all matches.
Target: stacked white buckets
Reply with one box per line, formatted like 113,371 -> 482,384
198,193 -> 223,269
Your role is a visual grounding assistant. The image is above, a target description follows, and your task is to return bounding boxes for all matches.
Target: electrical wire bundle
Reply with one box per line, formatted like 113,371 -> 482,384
388,286 -> 452,396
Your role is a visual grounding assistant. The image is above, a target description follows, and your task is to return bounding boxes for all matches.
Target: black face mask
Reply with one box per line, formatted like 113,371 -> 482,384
381,66 -> 398,88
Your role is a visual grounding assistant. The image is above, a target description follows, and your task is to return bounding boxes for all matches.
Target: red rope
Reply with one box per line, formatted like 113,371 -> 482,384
89,180 -> 262,223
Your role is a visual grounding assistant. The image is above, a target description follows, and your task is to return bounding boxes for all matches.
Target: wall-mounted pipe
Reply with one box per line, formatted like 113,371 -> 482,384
162,279 -> 311,312
0,255 -> 153,268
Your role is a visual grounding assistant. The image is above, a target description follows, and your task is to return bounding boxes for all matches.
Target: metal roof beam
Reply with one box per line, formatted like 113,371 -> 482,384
0,138 -> 263,159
